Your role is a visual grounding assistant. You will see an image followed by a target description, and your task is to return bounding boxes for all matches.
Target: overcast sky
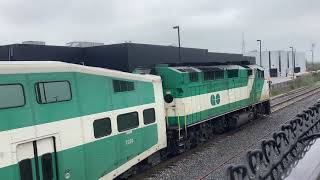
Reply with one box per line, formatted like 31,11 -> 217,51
0,0 -> 319,61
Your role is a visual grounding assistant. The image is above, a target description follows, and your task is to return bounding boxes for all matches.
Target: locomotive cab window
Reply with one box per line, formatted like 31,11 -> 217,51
117,112 -> 139,132
143,108 -> 156,125
93,118 -> 112,138
256,70 -> 264,78
35,81 -> 72,104
0,84 -> 25,109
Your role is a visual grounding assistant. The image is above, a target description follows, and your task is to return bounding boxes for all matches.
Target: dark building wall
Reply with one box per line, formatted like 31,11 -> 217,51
0,46 -> 9,60
126,43 -> 255,71
127,43 -> 208,71
0,44 -> 83,63
83,44 -> 129,71
242,56 -> 255,64
0,43 -> 256,72
207,52 -> 244,64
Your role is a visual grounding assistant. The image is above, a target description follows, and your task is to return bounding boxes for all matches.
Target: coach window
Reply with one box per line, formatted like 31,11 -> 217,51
117,112 -> 139,132
0,84 -> 25,109
93,118 -> 112,138
35,81 -> 72,104
19,159 -> 33,180
143,108 -> 156,125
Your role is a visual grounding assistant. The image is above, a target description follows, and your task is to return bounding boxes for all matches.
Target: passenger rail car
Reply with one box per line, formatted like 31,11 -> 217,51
0,62 -> 166,180
155,64 -> 270,152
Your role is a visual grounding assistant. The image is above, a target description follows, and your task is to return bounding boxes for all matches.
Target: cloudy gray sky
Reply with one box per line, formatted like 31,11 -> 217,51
0,0 -> 319,61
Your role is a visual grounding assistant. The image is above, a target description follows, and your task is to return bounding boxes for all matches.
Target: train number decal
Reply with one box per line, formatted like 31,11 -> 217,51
125,138 -> 134,145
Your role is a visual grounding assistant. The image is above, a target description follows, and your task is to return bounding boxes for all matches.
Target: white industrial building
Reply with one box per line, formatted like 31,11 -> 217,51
245,50 -> 307,78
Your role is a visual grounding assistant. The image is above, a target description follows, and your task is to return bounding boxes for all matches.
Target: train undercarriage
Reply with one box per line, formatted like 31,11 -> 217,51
164,100 -> 271,157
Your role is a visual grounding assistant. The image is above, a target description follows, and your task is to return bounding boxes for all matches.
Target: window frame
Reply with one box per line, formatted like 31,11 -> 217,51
93,117 -> 112,139
0,83 -> 26,110
143,108 -> 156,125
117,111 -> 139,132
34,80 -> 72,104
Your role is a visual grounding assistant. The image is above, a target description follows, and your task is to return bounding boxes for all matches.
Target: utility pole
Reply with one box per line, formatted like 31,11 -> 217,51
257,40 -> 262,66
8,46 -> 13,61
173,26 -> 181,63
242,32 -> 246,54
290,47 -> 295,79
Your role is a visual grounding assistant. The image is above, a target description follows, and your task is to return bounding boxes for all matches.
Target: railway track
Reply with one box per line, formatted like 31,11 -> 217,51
271,84 -> 320,112
131,84 -> 320,180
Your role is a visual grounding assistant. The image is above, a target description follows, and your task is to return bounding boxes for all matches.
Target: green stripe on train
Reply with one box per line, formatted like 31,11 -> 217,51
0,72 -> 155,132
0,124 -> 158,180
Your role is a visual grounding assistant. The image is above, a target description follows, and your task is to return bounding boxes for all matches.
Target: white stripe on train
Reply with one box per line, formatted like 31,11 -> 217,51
0,103 -> 166,169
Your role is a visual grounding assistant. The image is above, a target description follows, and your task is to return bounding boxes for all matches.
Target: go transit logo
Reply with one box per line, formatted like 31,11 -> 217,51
211,94 -> 221,106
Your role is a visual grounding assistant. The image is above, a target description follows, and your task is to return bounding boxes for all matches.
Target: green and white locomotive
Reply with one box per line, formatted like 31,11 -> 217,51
154,64 -> 270,152
0,61 -> 270,180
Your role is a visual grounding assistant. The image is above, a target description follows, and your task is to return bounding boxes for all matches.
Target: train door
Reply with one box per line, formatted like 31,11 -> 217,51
17,137 -> 58,180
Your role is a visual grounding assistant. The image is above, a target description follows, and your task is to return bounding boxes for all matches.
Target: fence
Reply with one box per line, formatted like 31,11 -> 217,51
271,80 -> 295,92
271,73 -> 320,95
226,101 -> 320,180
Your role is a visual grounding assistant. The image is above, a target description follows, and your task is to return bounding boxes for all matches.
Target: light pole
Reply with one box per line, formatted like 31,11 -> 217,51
173,26 -> 181,63
290,47 -> 295,79
257,40 -> 262,66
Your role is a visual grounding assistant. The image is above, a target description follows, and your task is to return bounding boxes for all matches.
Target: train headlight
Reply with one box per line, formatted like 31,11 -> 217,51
164,94 -> 174,103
